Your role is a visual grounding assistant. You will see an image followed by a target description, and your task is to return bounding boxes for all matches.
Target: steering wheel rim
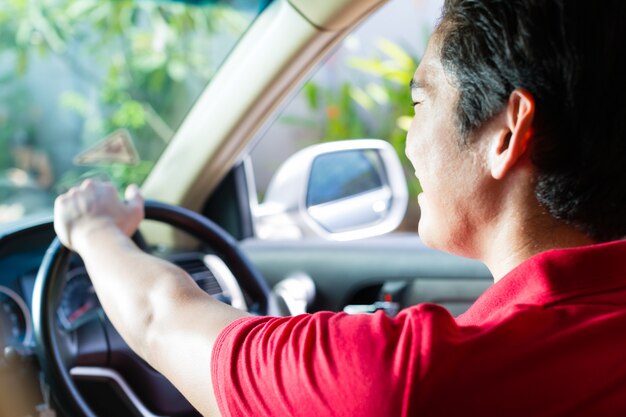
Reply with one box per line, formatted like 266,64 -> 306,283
32,200 -> 270,417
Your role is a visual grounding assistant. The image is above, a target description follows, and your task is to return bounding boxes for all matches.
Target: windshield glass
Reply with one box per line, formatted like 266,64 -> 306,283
0,0 -> 267,224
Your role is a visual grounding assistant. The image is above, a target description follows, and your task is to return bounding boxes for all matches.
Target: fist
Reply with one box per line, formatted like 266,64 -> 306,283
54,180 -> 144,251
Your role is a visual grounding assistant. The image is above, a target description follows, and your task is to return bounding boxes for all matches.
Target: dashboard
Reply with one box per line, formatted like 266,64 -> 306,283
0,217 -> 247,417
0,218 -> 246,350
0,219 -> 52,353
0,284 -> 32,350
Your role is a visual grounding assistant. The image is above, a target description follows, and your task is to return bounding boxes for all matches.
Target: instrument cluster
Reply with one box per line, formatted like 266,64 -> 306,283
0,285 -> 32,350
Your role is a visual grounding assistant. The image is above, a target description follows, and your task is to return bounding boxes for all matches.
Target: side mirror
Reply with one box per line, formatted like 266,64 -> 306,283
255,139 -> 408,240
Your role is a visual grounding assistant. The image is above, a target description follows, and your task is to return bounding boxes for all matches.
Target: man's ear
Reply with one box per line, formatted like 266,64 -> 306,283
490,89 -> 535,180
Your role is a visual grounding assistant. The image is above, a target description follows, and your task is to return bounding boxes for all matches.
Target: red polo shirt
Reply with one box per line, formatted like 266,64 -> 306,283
211,240 -> 626,416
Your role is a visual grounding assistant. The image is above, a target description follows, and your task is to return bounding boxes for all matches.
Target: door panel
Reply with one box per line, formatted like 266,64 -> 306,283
242,235 -> 492,315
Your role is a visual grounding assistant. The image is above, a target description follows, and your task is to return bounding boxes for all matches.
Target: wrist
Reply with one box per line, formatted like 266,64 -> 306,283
70,217 -> 124,253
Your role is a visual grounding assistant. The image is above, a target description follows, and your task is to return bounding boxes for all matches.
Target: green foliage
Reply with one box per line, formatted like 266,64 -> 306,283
0,0 -> 253,194
301,38 -> 422,196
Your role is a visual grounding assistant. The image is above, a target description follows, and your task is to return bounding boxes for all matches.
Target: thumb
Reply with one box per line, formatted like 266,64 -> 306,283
122,184 -> 145,236
124,184 -> 145,215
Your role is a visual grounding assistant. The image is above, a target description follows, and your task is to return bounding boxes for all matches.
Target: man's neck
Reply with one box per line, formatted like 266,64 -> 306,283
482,209 -> 596,282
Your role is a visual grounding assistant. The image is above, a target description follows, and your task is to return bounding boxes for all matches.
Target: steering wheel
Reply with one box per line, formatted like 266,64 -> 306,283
32,200 -> 271,417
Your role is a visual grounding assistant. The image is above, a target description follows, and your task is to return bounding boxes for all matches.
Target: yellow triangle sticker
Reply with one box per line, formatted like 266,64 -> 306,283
73,129 -> 140,166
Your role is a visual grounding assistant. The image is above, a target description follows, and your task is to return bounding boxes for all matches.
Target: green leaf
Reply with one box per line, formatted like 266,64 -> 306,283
60,92 -> 90,117
131,32 -> 154,53
32,9 -> 66,52
376,39 -> 416,70
349,86 -> 375,110
148,67 -> 168,92
166,59 -> 188,81
347,57 -> 389,77
396,116 -> 412,132
112,101 -> 146,129
15,48 -> 28,75
64,0 -> 98,20
133,51 -> 167,72
15,20 -> 32,46
303,82 -> 319,110
365,83 -> 389,105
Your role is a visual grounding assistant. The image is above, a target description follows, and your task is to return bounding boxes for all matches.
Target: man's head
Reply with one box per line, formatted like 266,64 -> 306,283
406,0 -> 626,257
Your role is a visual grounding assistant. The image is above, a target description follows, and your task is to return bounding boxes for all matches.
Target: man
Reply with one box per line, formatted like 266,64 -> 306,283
55,0 -> 626,415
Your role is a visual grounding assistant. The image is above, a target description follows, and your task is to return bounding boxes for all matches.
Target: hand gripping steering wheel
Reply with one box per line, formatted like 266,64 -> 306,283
32,200 -> 270,417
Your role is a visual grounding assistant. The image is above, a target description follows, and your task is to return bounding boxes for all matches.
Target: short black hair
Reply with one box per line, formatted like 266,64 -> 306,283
436,0 -> 626,242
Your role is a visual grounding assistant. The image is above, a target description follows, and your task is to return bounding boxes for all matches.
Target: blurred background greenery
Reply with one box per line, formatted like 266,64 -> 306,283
297,39 -> 421,198
0,0 -> 256,199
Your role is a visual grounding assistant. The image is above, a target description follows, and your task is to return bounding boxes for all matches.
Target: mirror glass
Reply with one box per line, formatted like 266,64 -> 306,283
306,149 -> 392,234
306,150 -> 386,207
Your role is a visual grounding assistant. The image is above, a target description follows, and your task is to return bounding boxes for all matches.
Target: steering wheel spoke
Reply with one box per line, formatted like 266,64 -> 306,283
68,313 -> 109,369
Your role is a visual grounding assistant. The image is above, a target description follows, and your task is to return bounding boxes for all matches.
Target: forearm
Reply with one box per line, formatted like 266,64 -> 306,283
72,221 -> 247,362
72,221 -> 182,355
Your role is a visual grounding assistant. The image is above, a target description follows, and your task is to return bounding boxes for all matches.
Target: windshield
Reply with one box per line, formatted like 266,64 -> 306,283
0,0 -> 267,224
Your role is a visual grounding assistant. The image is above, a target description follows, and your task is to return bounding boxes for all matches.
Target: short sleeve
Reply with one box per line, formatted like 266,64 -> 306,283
211,310 -> 425,417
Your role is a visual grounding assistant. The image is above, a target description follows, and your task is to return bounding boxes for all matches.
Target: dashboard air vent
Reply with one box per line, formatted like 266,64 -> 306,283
174,258 -> 222,295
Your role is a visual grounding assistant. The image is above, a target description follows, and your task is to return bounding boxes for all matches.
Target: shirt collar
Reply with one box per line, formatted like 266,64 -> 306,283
456,239 -> 626,326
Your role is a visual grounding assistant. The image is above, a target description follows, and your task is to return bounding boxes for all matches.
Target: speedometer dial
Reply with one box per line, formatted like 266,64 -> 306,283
0,285 -> 32,348
58,268 -> 101,331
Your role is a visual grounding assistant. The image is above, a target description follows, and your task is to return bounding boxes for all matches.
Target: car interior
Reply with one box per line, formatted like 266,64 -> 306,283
0,0 -> 493,416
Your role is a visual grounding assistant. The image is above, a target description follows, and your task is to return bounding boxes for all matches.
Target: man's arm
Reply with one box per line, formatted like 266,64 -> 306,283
54,180 -> 248,416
